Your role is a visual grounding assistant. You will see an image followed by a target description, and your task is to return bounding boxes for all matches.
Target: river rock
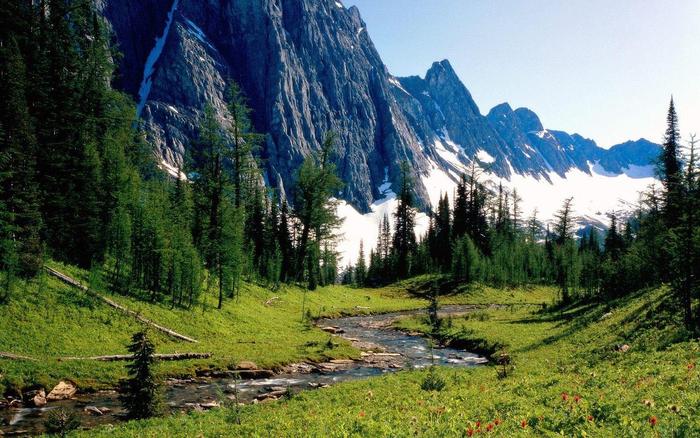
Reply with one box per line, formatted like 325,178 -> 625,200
256,389 -> 287,401
329,359 -> 355,365
47,381 -> 77,401
27,389 -> 46,408
199,401 -> 220,410
321,326 -> 344,334
280,362 -> 317,374
237,361 -> 258,370
84,406 -> 104,416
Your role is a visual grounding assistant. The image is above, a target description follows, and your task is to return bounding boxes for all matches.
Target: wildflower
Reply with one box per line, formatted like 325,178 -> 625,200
587,415 -> 594,422
669,404 -> 681,414
561,392 -> 569,401
688,363 -> 695,370
574,395 -> 582,403
475,421 -> 481,428
521,419 -> 528,429
358,411 -> 365,418
494,418 -> 502,426
649,416 -> 657,427
486,423 -> 494,432
642,399 -> 655,407
466,428 -> 475,437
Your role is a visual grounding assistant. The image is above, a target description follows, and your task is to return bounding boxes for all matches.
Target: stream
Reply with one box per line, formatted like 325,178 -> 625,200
1,305 -> 487,436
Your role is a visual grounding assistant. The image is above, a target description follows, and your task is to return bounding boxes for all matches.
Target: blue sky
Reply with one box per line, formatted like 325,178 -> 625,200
344,0 -> 700,148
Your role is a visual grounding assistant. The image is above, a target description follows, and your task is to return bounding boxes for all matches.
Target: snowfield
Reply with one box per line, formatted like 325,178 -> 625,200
336,151 -> 658,266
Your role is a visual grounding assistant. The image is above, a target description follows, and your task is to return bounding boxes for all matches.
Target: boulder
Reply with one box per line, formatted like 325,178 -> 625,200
46,381 -> 77,401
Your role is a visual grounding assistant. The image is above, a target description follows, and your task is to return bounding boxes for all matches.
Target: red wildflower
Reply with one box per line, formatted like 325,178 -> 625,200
649,416 -> 657,427
475,421 -> 481,428
587,415 -> 594,422
561,392 -> 569,401
466,428 -> 475,437
688,363 -> 696,370
574,395 -> 582,403
494,418 -> 502,426
486,423 -> 494,432
358,411 -> 365,418
521,419 -> 528,429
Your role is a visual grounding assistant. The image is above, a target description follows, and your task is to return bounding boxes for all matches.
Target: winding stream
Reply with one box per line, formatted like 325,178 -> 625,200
1,305 -> 486,436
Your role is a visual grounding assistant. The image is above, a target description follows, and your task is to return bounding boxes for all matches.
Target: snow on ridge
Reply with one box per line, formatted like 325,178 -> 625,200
388,76 -> 411,96
137,0 -> 180,118
335,1 -> 344,8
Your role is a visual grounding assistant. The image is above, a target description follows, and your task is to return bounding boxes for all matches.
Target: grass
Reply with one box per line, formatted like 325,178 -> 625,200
76,284 -> 700,437
0,262 -> 428,394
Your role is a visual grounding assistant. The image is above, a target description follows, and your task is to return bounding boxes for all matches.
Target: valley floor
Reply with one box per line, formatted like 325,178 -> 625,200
1,266 -> 698,436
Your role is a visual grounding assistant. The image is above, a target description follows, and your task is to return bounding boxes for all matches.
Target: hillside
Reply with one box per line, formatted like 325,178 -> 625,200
0,262 -> 427,396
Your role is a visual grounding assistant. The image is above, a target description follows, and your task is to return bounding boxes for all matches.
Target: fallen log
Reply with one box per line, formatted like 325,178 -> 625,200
0,352 -> 36,360
59,352 -> 212,362
44,266 -> 198,343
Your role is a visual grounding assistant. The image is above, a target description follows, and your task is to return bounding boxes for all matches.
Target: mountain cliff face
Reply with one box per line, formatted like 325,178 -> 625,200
100,0 -> 660,212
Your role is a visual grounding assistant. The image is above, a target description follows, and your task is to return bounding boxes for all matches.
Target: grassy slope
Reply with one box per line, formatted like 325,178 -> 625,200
0,262 -> 427,394
81,285 -> 700,437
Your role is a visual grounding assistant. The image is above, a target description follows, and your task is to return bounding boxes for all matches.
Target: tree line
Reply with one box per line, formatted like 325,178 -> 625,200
0,1 -> 343,309
345,100 -> 699,331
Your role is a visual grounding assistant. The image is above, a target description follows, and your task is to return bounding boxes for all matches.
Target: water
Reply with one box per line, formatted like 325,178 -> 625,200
1,305 -> 486,436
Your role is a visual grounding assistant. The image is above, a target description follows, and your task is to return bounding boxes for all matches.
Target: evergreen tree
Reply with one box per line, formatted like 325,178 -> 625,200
277,199 -> 294,282
191,105 -> 244,309
660,98 -> 682,227
392,162 -> 417,279
355,240 -> 367,286
226,82 -> 262,208
552,198 -> 579,303
294,132 -> 343,288
0,37 -> 43,277
433,193 -> 451,270
452,173 -> 469,239
120,331 -> 160,420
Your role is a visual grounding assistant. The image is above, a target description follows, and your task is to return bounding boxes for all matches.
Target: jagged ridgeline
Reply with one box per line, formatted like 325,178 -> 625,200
98,0 -> 658,214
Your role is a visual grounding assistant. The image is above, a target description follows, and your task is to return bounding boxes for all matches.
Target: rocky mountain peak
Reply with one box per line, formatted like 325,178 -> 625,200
100,0 -> 660,214
514,107 -> 544,133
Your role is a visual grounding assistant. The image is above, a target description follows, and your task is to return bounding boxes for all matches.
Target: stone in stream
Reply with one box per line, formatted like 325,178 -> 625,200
280,363 -> 317,374
321,326 -> 344,334
84,406 -> 104,416
255,389 -> 287,401
25,389 -> 46,408
46,381 -> 77,401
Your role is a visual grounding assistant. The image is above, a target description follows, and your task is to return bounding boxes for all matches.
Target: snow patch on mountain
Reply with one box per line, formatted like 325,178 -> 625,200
476,150 -> 496,164
336,173 -> 429,266
137,0 -> 180,118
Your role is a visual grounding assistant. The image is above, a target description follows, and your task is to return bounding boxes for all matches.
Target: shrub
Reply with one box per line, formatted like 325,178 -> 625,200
421,366 -> 446,392
44,408 -> 80,437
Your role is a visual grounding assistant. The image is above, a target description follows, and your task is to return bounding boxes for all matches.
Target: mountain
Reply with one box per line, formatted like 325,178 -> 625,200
98,0 -> 660,218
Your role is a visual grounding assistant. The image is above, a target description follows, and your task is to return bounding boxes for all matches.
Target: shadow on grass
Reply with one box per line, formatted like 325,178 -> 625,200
510,287 -> 680,354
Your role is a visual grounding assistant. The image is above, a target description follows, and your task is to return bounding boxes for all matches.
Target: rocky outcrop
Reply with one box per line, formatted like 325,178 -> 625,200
101,0 -> 660,212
